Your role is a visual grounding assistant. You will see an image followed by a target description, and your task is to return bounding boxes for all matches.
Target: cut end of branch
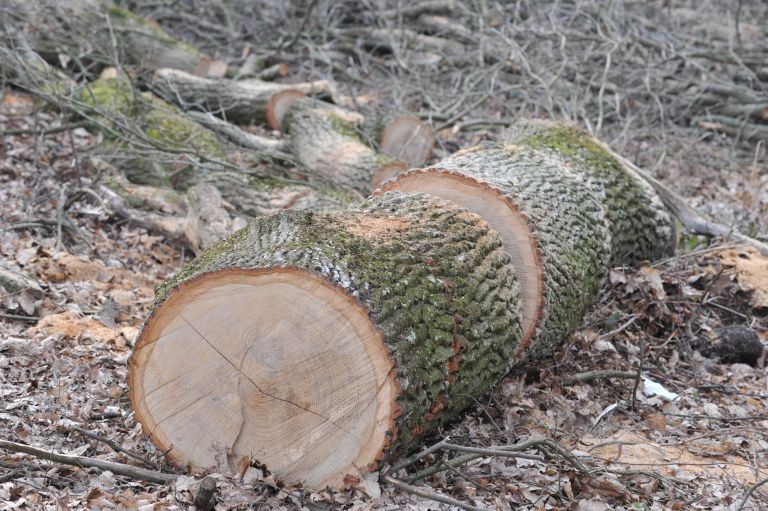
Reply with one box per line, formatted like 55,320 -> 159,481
129,268 -> 397,489
266,90 -> 306,131
371,162 -> 409,189
380,116 -> 435,166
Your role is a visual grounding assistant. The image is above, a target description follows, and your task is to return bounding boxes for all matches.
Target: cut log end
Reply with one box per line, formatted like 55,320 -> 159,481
266,90 -> 306,131
376,169 -> 543,353
371,161 -> 409,189
129,269 -> 397,489
380,116 -> 435,166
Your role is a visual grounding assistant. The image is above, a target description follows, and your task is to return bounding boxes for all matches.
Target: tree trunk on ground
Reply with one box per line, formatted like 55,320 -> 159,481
150,68 -> 336,125
130,124 -> 676,489
502,119 -> 676,264
378,125 -> 674,362
283,97 -> 396,194
3,0 -> 211,75
129,192 -> 521,489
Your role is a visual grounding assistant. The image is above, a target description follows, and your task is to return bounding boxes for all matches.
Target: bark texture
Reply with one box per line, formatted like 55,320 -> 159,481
283,97 -> 394,193
136,192 -> 522,470
420,144 -> 614,361
150,68 -> 335,125
4,0 -> 209,74
504,119 -> 675,264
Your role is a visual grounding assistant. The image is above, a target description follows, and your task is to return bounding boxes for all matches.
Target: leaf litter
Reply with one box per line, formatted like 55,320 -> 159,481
1,23 -> 768,511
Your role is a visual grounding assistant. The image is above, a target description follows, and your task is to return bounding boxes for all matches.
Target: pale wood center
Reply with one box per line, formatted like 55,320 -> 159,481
130,269 -> 396,489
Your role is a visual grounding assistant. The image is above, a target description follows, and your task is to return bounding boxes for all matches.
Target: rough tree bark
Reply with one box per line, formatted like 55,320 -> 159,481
129,192 -> 521,489
502,119 -> 676,264
378,125 -> 674,361
150,68 -> 336,125
282,97 -> 397,193
4,0 -> 211,75
130,124 -> 675,489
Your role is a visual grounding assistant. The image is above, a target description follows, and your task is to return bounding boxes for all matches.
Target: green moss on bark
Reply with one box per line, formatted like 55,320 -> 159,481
147,192 -> 522,460
506,119 -> 675,264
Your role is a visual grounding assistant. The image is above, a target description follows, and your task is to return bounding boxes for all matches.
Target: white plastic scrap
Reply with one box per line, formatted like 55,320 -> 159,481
642,377 -> 680,401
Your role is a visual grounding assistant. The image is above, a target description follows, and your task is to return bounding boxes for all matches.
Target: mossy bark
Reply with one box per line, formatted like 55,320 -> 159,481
504,119 -> 675,264
6,0 -> 208,74
431,143 -> 614,361
283,98 -> 396,194
82,77 -> 357,217
150,68 -> 334,125
146,191 -> 522,460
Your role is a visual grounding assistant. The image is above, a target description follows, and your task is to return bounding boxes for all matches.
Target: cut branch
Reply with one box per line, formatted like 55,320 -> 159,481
603,142 -> 768,256
0,439 -> 177,484
150,68 -> 335,125
282,97 -> 398,193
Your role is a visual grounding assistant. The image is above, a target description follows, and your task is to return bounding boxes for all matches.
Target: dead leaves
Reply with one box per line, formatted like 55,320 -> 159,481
716,247 -> 768,309
28,310 -> 136,347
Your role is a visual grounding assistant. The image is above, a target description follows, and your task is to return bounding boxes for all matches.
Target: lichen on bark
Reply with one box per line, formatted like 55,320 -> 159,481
147,192 -> 522,460
505,119 -> 675,264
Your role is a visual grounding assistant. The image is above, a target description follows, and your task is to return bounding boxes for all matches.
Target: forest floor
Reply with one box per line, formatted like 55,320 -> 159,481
2,1 -> 768,510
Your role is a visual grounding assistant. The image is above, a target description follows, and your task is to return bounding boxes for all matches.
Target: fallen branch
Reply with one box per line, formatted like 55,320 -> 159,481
440,444 -> 545,461
405,438 -> 587,483
694,115 -> 768,143
383,475 -> 486,511
184,111 -> 290,156
0,439 -> 178,484
71,426 -> 158,470
386,439 -> 450,474
735,476 -> 768,511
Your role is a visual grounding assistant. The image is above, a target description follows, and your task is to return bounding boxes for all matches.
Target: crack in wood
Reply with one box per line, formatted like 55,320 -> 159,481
179,314 -> 360,439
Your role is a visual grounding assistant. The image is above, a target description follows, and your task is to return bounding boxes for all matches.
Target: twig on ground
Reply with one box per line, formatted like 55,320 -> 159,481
662,413 -> 768,422
735,476 -> 768,511
599,316 -> 638,340
384,475 -> 487,511
386,438 -> 450,474
71,426 -> 158,470
405,438 -> 588,482
0,313 -> 40,322
440,444 -> 545,461
562,370 -> 637,386
0,439 -> 178,484
632,338 -> 645,412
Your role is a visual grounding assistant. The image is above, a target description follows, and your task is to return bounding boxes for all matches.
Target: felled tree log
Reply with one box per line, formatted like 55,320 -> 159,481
4,0 -> 211,74
379,115 -> 435,167
502,119 -> 675,264
282,97 -> 399,194
378,125 -> 674,361
150,68 -> 335,125
129,192 -> 521,489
